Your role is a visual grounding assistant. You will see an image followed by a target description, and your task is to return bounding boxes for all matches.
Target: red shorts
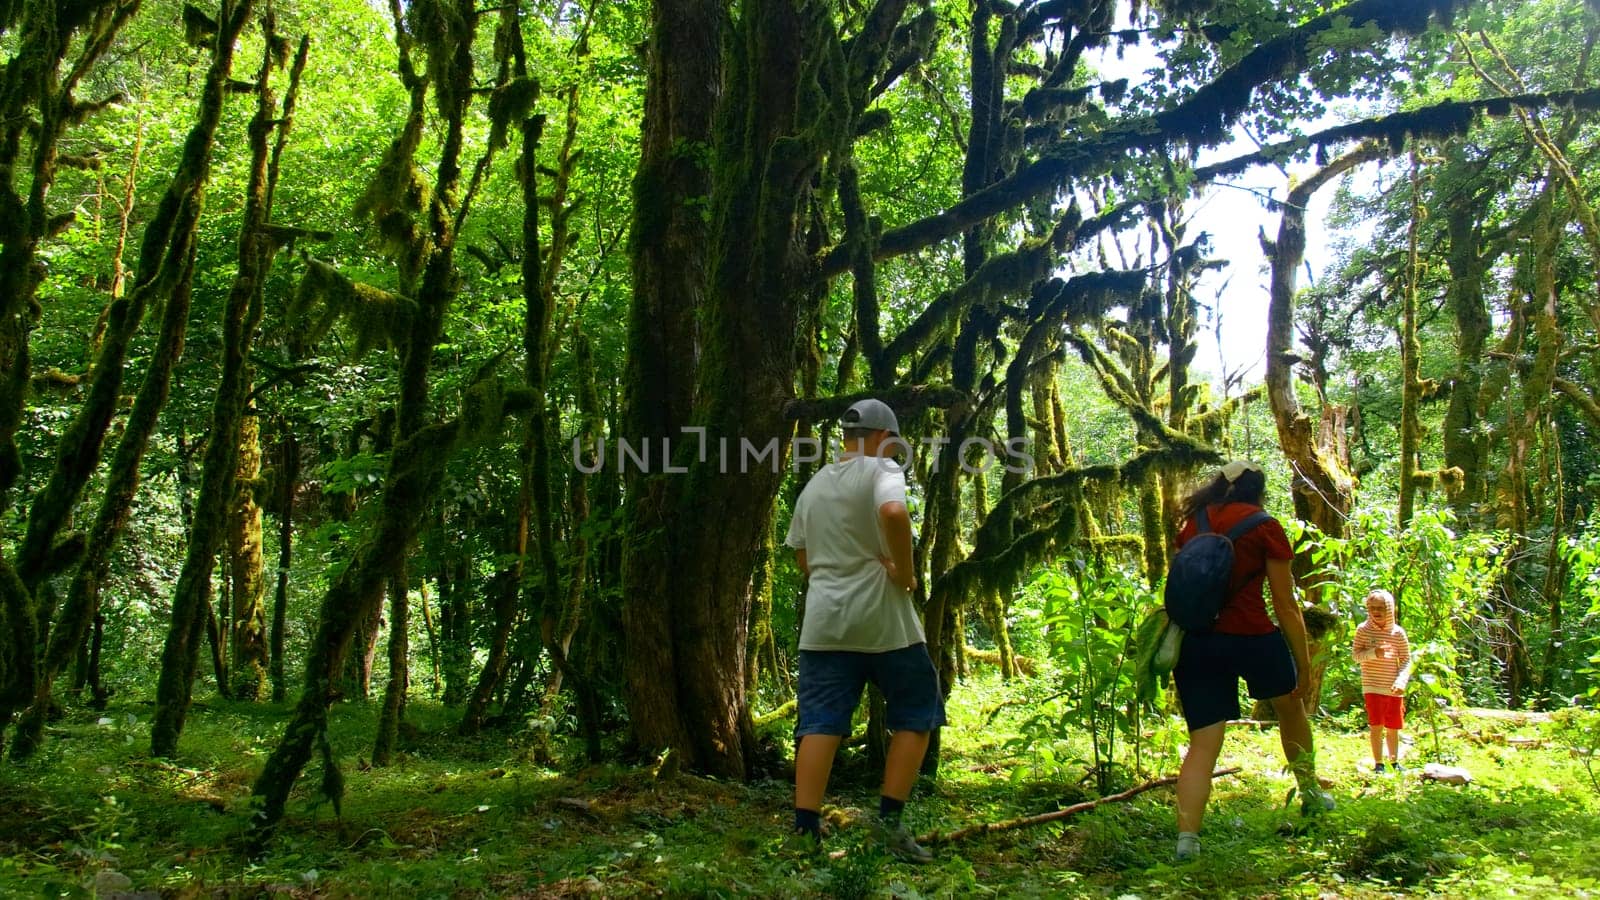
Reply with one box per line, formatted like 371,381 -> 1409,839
1363,692 -> 1405,729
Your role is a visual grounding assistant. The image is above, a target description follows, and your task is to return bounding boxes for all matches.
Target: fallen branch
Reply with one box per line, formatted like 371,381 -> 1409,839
918,767 -> 1242,846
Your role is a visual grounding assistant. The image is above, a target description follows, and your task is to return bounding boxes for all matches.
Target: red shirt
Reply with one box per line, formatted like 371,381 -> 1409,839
1175,502 -> 1293,635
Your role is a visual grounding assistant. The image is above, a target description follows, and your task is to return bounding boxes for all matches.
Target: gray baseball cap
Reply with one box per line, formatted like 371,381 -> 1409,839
842,398 -> 900,435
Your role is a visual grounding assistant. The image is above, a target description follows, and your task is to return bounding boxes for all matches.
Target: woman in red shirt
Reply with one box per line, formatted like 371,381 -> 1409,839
1171,460 -> 1333,862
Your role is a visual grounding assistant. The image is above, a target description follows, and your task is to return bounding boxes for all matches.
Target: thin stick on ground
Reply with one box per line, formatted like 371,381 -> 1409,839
919,767 -> 1242,846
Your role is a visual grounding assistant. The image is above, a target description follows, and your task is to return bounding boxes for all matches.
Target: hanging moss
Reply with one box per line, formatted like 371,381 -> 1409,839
289,256 -> 416,355
182,3 -> 217,48
487,77 -> 539,150
406,0 -> 476,120
937,441 -> 1222,611
351,106 -> 433,274
457,378 -> 517,444
1089,533 -> 1145,556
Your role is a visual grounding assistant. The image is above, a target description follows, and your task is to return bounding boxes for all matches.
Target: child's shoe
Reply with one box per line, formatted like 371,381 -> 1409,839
1374,762 -> 1389,775
1175,832 -> 1201,861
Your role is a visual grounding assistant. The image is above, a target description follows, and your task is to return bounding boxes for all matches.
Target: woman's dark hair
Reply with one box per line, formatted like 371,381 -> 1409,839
1179,468 -> 1267,522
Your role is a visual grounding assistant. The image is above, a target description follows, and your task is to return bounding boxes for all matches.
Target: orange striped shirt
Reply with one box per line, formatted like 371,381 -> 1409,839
1352,620 -> 1410,697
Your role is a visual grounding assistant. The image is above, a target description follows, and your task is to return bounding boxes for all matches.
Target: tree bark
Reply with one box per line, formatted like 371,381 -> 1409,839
372,571 -> 409,766
152,8 -> 292,755
1397,155 -> 1425,529
228,413 -> 268,700
1262,144 -> 1381,541
1439,161 -> 1492,520
269,428 -> 299,703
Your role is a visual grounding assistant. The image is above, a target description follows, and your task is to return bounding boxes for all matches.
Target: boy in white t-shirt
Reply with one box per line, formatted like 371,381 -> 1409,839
783,398 -> 943,862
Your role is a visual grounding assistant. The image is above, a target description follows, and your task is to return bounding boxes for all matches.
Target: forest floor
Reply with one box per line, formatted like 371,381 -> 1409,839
2,672 -> 1599,898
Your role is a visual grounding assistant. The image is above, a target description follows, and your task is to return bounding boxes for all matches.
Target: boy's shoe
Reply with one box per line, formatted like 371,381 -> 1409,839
1300,788 -> 1336,816
1175,833 -> 1201,862
1390,761 -> 1404,772
1374,762 -> 1389,775
872,819 -> 933,863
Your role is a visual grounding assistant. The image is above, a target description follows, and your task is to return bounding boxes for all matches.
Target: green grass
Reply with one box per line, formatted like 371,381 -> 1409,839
3,675 -> 1598,898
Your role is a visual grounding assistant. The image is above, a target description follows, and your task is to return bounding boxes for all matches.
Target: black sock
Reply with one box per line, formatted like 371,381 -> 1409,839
879,795 -> 906,824
794,807 -> 822,840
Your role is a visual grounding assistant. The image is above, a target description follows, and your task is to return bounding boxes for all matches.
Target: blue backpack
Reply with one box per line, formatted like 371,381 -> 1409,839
1163,507 -> 1272,632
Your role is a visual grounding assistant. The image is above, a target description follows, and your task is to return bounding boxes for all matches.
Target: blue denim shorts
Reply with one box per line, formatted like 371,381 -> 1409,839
1173,630 -> 1298,731
796,643 -> 946,738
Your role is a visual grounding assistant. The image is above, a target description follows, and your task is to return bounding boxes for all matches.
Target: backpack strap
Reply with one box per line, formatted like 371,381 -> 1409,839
1225,510 -> 1272,543
1196,506 -> 1212,535
1222,510 -> 1274,599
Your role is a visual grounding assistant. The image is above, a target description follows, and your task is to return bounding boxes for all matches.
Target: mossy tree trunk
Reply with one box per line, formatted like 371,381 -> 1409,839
228,412 -> 269,701
0,1 -> 201,751
152,12 -> 302,755
269,427 -> 300,703
622,0 -> 901,776
1439,153 -> 1495,520
1396,154 -> 1437,531
372,571 -> 408,765
458,501 -> 525,734
1261,144 -> 1383,717
1496,195 -> 1561,708
0,0 -> 136,521
10,202 -> 204,759
435,535 -> 472,707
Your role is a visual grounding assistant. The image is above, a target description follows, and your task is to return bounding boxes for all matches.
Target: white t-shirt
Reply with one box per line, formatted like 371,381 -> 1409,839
784,455 -> 926,653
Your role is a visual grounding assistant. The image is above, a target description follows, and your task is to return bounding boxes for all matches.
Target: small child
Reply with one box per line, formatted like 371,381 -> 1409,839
1352,589 -> 1411,773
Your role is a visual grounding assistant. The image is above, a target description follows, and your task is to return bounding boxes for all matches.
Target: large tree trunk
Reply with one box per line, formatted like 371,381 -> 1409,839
1440,166 -> 1492,520
618,0 -> 722,767
1262,146 -> 1380,542
622,0 -> 861,777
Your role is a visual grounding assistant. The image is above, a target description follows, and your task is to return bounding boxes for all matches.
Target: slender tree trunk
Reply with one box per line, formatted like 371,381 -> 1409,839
228,413 -> 268,700
11,223 -> 202,759
1,3 -> 225,750
438,550 -> 471,706
459,519 -> 524,733
1398,155 -> 1425,529
269,429 -> 299,703
342,601 -> 382,701
418,580 -> 442,697
373,571 -> 409,766
1536,415 -> 1567,708
152,8 -> 293,755
205,587 -> 230,699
